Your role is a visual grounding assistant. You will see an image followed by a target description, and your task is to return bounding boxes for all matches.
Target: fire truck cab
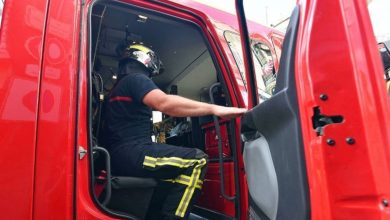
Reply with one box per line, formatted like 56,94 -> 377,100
0,0 -> 389,219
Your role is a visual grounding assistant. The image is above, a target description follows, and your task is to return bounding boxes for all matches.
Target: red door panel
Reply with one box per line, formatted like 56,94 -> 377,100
33,0 -> 81,219
295,0 -> 390,219
240,0 -> 390,219
0,0 -> 48,219
197,162 -> 236,217
202,120 -> 231,159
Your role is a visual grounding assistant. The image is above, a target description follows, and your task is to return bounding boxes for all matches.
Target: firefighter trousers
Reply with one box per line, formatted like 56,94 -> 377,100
110,142 -> 209,219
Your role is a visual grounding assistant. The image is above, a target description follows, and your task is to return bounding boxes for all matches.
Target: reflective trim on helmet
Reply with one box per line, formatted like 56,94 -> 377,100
128,44 -> 150,53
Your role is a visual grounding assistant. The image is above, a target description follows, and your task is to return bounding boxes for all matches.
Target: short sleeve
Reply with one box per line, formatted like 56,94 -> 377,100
123,73 -> 158,103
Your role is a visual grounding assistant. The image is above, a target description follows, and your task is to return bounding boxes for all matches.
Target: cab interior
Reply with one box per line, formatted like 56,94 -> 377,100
88,1 -> 390,220
89,1 -> 240,219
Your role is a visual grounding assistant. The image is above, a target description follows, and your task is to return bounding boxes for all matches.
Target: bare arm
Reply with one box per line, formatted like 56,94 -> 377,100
143,89 -> 246,119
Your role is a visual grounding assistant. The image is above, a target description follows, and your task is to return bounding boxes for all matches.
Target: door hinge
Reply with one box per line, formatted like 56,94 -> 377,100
79,146 -> 87,160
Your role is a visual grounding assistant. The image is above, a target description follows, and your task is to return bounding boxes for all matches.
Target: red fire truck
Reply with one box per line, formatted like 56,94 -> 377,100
0,0 -> 389,219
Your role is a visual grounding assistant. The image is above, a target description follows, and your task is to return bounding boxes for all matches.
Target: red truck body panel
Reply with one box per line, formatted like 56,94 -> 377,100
0,0 -> 48,219
33,0 -> 81,219
0,0 -> 389,219
294,0 -> 390,218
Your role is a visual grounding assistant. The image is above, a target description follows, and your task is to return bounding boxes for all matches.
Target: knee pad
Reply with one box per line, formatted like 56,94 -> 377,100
194,149 -> 208,160
194,149 -> 208,180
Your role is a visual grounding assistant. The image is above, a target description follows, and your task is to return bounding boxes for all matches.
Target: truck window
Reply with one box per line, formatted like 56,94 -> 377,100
224,31 -> 246,85
224,31 -> 276,102
252,42 -> 276,99
0,0 -> 5,30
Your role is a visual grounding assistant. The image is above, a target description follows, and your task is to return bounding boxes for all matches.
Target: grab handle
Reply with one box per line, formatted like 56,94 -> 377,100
209,83 -> 235,201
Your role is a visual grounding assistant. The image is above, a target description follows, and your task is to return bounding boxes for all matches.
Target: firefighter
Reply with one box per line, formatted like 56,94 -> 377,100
104,43 -> 246,219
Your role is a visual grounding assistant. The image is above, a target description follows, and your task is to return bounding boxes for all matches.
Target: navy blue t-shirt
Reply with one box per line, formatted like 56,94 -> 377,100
105,72 -> 158,148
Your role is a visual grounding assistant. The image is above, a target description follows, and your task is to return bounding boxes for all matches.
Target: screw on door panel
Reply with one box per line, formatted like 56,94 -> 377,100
383,199 -> 389,207
319,94 -> 328,101
346,137 -> 355,145
326,138 -> 335,146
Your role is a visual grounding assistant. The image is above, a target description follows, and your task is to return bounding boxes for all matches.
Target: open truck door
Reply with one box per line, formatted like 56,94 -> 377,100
237,0 -> 390,220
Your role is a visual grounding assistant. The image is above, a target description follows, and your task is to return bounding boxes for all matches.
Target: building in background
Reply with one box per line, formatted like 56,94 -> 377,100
368,0 -> 390,42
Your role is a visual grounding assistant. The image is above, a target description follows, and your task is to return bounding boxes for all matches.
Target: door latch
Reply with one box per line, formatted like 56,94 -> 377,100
312,106 -> 343,136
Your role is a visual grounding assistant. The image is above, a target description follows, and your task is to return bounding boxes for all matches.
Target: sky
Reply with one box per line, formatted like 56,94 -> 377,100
194,0 -> 390,42
194,0 -> 295,28
368,0 -> 390,42
0,0 -> 388,42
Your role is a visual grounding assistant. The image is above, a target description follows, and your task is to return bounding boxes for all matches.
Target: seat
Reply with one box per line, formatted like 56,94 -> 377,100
93,146 -> 157,220
91,72 -> 157,219
108,176 -> 157,219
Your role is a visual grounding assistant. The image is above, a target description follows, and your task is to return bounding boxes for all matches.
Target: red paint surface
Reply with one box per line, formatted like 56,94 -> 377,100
202,120 -> 232,159
0,0 -> 48,219
197,162 -> 236,217
295,0 -> 390,219
0,0 -> 278,219
33,0 -> 81,219
2,0 -> 388,219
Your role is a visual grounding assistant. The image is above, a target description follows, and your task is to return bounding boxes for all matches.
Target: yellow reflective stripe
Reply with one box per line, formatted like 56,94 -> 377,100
129,44 -> 150,53
157,157 -> 198,166
178,175 -> 203,185
143,161 -> 155,168
143,156 -> 157,168
162,175 -> 203,189
163,175 -> 203,187
175,158 -> 206,217
143,156 -> 199,169
155,161 -> 191,168
162,179 -> 202,189
175,164 -> 201,217
144,156 -> 157,161
142,155 -> 207,217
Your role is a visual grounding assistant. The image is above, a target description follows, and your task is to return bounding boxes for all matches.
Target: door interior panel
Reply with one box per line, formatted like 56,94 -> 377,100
243,136 -> 278,220
241,6 -> 310,220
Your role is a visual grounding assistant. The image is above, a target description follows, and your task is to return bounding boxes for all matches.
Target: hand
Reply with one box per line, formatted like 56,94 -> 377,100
212,105 -> 247,119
